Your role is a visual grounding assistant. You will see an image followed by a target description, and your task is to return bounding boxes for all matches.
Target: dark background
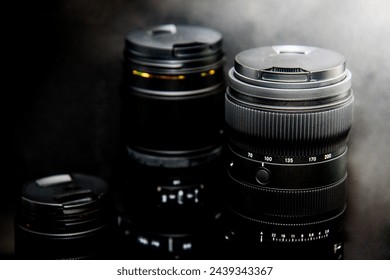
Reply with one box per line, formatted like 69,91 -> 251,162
2,0 -> 390,259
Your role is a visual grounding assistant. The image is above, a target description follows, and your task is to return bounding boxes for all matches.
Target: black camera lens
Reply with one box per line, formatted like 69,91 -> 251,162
15,174 -> 113,259
121,24 -> 225,259
224,46 -> 354,259
123,24 -> 225,152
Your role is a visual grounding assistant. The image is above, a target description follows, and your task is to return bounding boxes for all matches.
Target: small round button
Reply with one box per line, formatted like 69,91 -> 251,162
255,168 -> 271,185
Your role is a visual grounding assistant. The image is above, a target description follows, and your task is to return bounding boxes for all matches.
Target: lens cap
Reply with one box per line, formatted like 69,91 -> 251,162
21,174 -> 108,215
16,174 -> 112,259
233,45 -> 349,89
229,45 -> 352,101
125,24 -> 223,64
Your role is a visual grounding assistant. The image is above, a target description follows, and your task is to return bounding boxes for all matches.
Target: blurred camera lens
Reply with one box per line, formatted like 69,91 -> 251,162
224,45 -> 354,259
121,24 -> 225,259
15,174 -> 113,259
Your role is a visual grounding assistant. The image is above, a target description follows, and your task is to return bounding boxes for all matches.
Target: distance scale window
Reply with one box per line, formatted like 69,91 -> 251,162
156,180 -> 204,206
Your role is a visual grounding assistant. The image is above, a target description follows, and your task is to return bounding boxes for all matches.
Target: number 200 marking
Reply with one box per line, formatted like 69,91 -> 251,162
324,153 -> 332,160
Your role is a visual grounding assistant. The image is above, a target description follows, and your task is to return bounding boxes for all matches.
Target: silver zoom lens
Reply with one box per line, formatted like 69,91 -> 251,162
224,45 -> 354,259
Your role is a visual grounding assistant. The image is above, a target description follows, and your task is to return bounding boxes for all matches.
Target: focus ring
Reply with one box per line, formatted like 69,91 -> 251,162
225,93 -> 354,142
227,172 -> 347,218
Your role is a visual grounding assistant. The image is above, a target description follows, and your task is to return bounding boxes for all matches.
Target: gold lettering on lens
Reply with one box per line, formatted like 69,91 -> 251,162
200,69 -> 216,77
132,70 -> 185,80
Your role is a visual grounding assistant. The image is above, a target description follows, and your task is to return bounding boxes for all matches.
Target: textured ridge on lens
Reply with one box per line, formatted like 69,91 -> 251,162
228,172 -> 347,218
225,94 -> 353,142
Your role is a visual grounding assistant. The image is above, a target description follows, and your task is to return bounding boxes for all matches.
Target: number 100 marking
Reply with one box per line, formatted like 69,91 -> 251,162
264,156 -> 273,162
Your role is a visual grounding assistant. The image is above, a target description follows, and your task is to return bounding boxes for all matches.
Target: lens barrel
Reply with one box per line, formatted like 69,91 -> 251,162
123,24 -> 225,153
15,174 -> 113,259
121,24 -> 225,259
224,45 -> 354,259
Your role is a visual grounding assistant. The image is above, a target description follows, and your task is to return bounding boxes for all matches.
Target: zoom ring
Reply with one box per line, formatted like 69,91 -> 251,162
228,172 -> 346,218
225,94 -> 354,142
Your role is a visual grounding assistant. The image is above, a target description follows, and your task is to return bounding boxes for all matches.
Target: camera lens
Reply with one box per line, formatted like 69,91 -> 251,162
15,174 -> 113,259
121,24 -> 225,259
224,45 -> 354,259
123,24 -> 224,152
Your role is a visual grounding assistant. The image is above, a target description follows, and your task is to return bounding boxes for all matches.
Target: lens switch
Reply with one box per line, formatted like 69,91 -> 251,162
256,168 -> 270,185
